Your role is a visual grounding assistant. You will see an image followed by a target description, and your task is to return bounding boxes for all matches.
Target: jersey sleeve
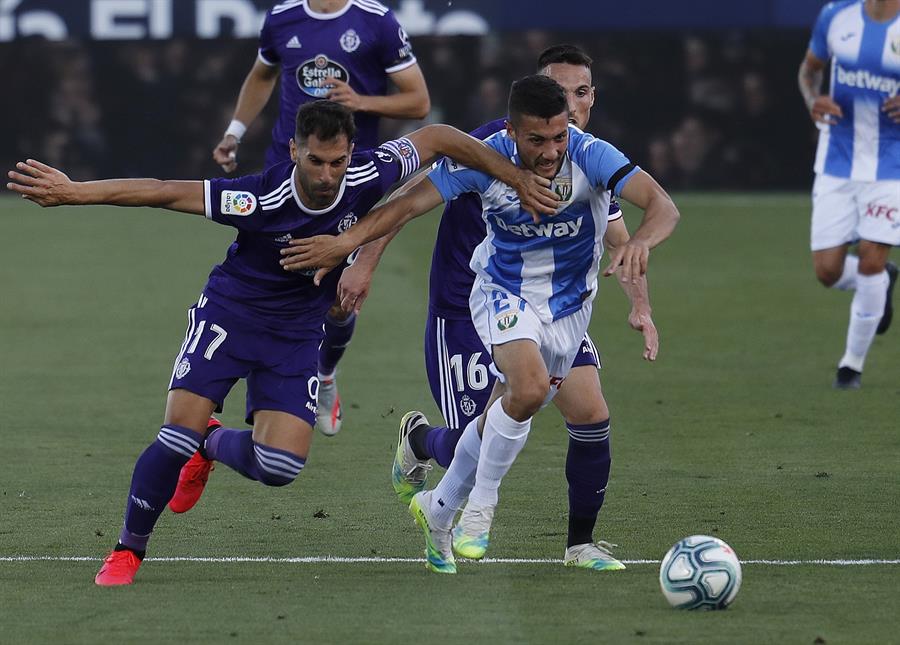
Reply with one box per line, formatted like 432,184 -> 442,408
257,12 -> 279,67
203,173 -> 269,231
375,11 -> 417,74
427,158 -> 493,202
574,131 -> 640,197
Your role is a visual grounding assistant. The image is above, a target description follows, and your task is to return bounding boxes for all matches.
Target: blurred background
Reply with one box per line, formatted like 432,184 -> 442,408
1,0 -> 828,189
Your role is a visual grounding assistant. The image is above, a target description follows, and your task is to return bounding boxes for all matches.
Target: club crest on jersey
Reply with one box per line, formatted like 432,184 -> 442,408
892,38 -> 900,56
551,176 -> 572,202
496,313 -> 518,331
221,191 -> 256,216
298,55 -> 350,97
175,358 -> 191,379
460,395 -> 477,417
340,29 -> 360,53
337,212 -> 358,232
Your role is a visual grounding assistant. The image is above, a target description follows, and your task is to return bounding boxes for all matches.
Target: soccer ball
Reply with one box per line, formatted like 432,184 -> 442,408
659,535 -> 742,610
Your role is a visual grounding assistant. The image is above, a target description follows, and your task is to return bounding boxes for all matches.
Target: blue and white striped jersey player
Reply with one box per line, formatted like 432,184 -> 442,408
6,100 -> 555,586
798,0 -> 900,389
213,0 -> 431,434
286,75 -> 679,573
300,45 -> 659,573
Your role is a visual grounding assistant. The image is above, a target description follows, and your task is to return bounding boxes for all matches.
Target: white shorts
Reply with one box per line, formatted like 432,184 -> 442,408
470,280 -> 591,405
811,174 -> 900,251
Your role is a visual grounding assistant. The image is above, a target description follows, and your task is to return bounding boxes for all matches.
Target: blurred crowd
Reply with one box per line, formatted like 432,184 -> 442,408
2,31 -> 816,189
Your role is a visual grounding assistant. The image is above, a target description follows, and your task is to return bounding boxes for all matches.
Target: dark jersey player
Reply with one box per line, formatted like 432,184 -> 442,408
6,100 -> 557,586
213,0 -> 431,436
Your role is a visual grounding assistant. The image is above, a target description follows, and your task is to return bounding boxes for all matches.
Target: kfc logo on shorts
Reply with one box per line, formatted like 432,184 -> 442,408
460,395 -> 477,417
175,358 -> 191,379
221,191 -> 256,216
865,202 -> 898,222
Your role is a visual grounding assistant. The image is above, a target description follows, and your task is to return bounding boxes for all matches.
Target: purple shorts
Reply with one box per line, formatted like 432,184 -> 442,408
424,312 -> 600,430
168,294 -> 320,426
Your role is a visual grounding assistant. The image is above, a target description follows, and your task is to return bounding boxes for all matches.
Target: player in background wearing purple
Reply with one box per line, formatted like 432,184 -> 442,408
286,45 -> 658,571
797,0 -> 899,389
282,76 -> 679,574
7,101 -> 556,586
213,0 -> 431,434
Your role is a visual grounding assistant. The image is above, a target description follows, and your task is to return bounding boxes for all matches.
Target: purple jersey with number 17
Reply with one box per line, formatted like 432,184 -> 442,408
258,0 -> 417,167
428,118 -> 624,320
201,137 -> 420,340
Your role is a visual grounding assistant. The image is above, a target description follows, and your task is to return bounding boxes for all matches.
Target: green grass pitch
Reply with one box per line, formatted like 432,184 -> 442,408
1,193 -> 898,644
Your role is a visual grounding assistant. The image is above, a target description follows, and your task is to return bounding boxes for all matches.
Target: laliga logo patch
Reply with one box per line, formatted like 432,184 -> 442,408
340,29 -> 360,53
298,55 -> 350,98
337,212 -> 358,233
175,358 -> 191,379
221,191 -> 256,216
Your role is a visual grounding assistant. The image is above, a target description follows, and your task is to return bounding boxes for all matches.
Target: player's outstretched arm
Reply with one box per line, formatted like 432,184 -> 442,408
7,159 -> 205,215
603,170 -> 679,284
405,124 -> 558,220
797,50 -> 843,125
280,176 -> 444,283
213,59 -> 279,173
604,218 -> 658,361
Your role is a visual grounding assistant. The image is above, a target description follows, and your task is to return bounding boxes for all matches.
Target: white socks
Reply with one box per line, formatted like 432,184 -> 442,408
840,270 -> 888,371
467,398 -> 532,509
429,418 -> 482,528
832,254 -> 859,291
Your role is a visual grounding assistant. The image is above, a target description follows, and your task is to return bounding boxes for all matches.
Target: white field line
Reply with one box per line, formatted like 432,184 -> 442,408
1,556 -> 898,565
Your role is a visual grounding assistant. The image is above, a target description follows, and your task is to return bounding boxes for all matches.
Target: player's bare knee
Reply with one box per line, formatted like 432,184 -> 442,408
814,264 -> 842,287
253,443 -> 306,487
506,381 -> 548,420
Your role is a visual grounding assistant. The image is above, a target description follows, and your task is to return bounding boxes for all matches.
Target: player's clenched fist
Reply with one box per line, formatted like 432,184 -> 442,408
6,159 -> 77,207
212,135 -> 240,173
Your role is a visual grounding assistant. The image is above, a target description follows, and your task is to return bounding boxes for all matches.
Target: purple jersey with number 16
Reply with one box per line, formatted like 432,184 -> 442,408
258,0 -> 417,167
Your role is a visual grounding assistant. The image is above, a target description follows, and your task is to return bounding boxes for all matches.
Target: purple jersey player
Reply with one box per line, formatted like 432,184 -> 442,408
7,100 -> 557,586
212,0 -> 431,436
281,46 -> 660,573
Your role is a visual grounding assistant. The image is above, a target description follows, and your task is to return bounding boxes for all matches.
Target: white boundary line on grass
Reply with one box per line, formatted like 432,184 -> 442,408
2,556 -> 899,565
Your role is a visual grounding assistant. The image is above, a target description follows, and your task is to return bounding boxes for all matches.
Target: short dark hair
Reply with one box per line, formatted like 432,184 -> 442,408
537,44 -> 593,71
507,75 -> 568,125
294,100 -> 356,144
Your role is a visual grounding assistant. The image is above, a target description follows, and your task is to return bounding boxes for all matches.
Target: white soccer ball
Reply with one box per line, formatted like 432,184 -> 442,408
659,535 -> 742,610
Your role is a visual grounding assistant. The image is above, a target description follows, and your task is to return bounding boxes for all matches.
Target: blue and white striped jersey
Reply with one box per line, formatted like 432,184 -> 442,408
810,0 -> 900,180
428,126 -> 639,323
